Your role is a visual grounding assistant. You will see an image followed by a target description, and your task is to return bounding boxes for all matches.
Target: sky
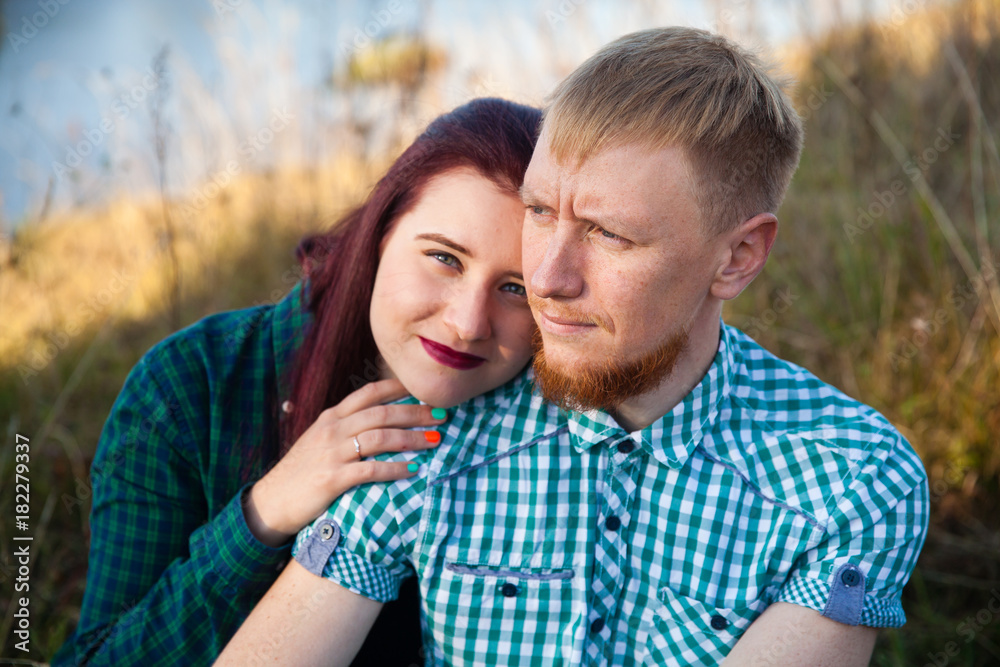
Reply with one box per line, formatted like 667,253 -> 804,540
0,0 -> 919,228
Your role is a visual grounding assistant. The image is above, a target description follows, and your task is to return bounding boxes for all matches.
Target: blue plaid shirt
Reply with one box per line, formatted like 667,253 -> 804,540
295,322 -> 929,665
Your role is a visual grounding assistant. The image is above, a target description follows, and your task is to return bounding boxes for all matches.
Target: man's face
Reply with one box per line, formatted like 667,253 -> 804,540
520,132 -> 726,410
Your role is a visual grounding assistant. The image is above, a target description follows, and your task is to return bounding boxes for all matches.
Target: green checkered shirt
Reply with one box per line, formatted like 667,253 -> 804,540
293,323 -> 928,666
54,284 -> 308,666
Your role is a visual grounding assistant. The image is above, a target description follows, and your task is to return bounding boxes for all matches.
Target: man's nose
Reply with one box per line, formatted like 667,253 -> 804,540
528,226 -> 584,300
442,283 -> 492,342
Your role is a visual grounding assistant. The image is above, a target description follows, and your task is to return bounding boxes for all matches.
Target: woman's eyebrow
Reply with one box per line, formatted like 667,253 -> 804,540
415,233 -> 472,257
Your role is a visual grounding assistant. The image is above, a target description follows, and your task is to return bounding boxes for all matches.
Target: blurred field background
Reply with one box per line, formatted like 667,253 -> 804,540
1,0 -> 999,664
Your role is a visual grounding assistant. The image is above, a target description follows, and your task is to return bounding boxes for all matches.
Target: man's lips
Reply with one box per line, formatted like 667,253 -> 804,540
419,337 -> 487,370
537,311 -> 598,336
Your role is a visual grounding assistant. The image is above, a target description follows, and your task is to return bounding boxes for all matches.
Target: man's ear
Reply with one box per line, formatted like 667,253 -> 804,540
710,213 -> 777,301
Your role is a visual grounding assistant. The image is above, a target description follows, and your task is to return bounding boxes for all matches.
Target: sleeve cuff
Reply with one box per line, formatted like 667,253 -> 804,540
292,517 -> 403,603
191,482 -> 292,598
777,574 -> 907,628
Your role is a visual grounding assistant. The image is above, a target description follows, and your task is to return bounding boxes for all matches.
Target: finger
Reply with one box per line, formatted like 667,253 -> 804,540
354,428 -> 442,458
329,378 -> 410,419
344,402 -> 447,436
345,460 -> 423,486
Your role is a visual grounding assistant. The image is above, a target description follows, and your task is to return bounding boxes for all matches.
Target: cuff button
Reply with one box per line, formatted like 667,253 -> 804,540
841,568 -> 861,587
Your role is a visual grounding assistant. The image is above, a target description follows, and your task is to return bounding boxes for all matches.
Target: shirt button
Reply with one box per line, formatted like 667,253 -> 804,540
319,524 -> 334,540
605,515 -> 621,531
500,582 -> 519,598
617,441 -> 635,454
841,568 -> 861,587
710,614 -> 728,630
590,617 -> 605,633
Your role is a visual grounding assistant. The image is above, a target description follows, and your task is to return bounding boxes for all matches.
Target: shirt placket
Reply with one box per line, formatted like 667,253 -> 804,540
585,436 -> 642,665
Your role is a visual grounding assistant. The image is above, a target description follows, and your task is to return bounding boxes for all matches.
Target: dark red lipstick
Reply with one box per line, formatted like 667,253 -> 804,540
420,337 -> 486,370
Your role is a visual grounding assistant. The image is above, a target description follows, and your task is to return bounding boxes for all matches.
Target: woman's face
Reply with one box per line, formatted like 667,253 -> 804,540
370,167 -> 535,408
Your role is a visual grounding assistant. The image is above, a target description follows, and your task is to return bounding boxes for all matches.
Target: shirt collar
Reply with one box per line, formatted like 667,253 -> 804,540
566,321 -> 735,469
272,280 -> 311,401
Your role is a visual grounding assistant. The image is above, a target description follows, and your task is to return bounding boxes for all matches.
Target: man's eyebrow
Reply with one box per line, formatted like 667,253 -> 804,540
415,233 -> 472,257
518,184 -> 538,203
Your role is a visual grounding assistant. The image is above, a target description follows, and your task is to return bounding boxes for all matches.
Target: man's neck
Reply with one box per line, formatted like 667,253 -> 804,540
608,312 -> 722,433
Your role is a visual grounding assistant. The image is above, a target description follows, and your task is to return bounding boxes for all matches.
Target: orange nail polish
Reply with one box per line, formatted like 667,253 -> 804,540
424,431 -> 441,444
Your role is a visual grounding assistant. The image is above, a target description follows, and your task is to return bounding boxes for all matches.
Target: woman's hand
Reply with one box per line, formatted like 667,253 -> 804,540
243,378 -> 446,547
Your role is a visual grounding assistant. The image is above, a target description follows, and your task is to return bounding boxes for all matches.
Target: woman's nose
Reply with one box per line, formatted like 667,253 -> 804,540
442,283 -> 492,342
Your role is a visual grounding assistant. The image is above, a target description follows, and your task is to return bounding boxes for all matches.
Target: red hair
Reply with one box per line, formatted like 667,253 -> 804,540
282,98 -> 541,452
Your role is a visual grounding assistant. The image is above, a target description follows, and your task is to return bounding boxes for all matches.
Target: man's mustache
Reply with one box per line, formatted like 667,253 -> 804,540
527,294 -> 610,331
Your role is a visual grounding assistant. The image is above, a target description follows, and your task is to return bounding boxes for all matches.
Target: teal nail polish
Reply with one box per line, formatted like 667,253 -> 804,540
431,407 -> 447,420
407,463 -> 419,473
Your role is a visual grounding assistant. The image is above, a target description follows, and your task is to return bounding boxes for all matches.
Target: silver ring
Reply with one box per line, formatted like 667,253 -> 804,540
353,435 -> 362,460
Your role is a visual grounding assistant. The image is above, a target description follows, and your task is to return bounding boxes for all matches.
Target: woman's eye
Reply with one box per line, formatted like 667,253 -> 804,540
429,252 -> 458,267
502,283 -> 527,297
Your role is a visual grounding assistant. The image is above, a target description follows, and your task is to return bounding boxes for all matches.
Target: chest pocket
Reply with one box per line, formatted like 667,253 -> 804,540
416,427 -> 593,664
424,558 -> 585,666
643,586 -> 766,666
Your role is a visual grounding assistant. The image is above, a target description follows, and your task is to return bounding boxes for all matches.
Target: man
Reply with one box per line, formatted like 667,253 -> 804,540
221,27 -> 928,666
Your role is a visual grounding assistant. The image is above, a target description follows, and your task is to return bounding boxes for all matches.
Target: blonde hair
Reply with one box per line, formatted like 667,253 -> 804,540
543,27 -> 804,234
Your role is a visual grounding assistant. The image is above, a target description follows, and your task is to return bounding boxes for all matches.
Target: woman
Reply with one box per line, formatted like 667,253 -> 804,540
54,97 -> 541,666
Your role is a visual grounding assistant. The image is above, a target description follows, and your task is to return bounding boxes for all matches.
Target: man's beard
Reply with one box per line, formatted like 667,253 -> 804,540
530,326 -> 689,413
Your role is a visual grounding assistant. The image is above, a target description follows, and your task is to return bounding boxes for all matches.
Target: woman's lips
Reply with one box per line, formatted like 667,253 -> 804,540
419,337 -> 487,370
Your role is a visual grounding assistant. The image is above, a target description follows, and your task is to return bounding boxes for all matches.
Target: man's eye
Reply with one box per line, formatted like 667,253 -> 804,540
528,205 -> 547,216
502,283 -> 527,297
595,227 -> 631,246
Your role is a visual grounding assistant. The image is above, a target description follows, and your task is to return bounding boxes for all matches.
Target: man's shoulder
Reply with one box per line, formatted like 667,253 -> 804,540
724,325 -> 900,443
705,326 -> 926,524
428,369 -> 567,477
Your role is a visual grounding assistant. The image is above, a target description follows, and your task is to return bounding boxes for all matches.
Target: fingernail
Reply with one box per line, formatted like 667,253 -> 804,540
431,407 -> 447,420
407,463 -> 419,473
424,431 -> 441,444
